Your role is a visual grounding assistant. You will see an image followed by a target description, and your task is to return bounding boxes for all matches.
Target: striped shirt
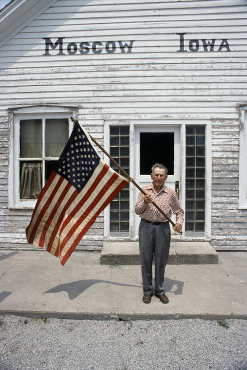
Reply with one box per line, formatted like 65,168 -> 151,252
135,183 -> 184,224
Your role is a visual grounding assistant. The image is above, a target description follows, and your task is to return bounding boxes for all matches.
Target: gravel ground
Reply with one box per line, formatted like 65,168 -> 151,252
0,315 -> 246,370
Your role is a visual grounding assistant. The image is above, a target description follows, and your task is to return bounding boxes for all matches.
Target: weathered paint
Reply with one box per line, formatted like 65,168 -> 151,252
0,0 -> 247,250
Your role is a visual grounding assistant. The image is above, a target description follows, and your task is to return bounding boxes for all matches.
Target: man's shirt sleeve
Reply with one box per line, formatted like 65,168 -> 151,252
135,191 -> 148,215
170,192 -> 184,225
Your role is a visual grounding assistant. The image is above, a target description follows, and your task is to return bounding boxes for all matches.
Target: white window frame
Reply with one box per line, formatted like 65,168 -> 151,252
239,107 -> 247,209
9,106 -> 78,209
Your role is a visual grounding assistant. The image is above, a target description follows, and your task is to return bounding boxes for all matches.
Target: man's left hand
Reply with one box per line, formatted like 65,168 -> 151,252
173,223 -> 182,234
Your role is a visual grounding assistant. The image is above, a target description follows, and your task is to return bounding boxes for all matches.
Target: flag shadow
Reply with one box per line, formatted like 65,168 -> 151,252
0,291 -> 12,303
44,279 -> 141,300
0,252 -> 19,262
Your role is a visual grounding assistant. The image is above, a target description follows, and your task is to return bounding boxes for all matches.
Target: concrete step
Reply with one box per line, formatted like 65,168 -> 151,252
100,241 -> 219,265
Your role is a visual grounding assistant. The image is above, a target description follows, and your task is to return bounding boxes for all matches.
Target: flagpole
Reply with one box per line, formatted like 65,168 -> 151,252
71,117 -> 178,230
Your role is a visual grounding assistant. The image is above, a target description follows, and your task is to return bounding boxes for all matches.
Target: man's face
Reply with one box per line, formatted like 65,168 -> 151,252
151,168 -> 167,189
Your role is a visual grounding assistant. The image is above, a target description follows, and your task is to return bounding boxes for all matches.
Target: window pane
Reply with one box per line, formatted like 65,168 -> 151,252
45,160 -> 57,182
120,136 -> 129,145
110,202 -> 119,210
186,168 -> 195,178
120,222 -> 129,231
186,147 -> 194,156
120,126 -> 129,135
110,136 -> 119,146
120,147 -> 129,156
196,126 -> 205,135
110,147 -> 119,156
45,119 -> 69,157
20,161 -> 42,199
110,212 -> 119,221
185,222 -> 194,231
140,132 -> 174,175
20,120 -> 42,158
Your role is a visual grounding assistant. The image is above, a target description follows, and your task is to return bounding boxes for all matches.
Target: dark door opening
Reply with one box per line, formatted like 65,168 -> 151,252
140,132 -> 174,175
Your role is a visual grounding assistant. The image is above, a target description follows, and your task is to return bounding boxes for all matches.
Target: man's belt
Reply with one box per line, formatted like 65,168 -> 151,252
143,219 -> 163,225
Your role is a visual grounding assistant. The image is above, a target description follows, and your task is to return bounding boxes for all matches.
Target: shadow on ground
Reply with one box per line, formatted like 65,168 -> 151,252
44,279 -> 141,300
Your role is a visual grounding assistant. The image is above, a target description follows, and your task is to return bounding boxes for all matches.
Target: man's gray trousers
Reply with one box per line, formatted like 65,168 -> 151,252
139,219 -> 171,296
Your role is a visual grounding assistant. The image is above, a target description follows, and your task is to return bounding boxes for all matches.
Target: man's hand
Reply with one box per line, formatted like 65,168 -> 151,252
173,223 -> 182,234
144,194 -> 153,205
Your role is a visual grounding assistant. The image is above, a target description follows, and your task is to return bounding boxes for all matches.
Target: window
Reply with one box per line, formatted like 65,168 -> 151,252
239,106 -> 247,208
185,125 -> 206,235
109,126 -> 130,234
9,107 -> 76,208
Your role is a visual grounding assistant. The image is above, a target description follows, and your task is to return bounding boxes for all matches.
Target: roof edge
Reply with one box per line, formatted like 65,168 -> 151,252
0,0 -> 55,47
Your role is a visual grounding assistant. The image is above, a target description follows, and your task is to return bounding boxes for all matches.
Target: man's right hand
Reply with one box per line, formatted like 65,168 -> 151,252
144,194 -> 153,205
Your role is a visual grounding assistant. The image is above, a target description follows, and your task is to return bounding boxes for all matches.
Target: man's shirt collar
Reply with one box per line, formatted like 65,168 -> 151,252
146,183 -> 167,193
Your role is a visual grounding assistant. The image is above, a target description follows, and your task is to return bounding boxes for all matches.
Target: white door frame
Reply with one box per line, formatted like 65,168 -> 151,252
103,120 -> 211,241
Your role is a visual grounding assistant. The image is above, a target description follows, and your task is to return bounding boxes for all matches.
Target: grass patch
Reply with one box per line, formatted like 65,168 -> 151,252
218,319 -> 229,329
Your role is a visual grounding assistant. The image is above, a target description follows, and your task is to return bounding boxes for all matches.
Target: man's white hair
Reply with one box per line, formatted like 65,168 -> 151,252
151,163 -> 168,175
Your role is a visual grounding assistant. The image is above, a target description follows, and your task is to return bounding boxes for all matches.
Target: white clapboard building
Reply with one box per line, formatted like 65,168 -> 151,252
0,0 -> 247,251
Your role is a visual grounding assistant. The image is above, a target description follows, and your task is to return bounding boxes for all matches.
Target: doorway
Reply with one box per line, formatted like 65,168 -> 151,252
134,126 -> 181,236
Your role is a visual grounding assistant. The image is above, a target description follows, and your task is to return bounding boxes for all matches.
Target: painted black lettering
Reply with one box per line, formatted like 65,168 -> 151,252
218,39 -> 231,52
189,39 -> 199,52
79,42 -> 90,54
67,42 -> 77,55
118,41 -> 134,53
105,41 -> 116,54
177,33 -> 187,52
43,37 -> 65,55
92,42 -> 103,54
202,39 -> 215,52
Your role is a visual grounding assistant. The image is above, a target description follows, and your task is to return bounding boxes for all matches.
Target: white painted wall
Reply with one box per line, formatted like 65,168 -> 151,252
0,0 -> 247,250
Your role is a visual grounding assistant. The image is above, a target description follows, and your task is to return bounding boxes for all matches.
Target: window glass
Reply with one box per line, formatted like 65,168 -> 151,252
20,120 -> 42,158
110,126 -> 130,234
19,118 -> 69,200
140,132 -> 174,175
45,119 -> 68,157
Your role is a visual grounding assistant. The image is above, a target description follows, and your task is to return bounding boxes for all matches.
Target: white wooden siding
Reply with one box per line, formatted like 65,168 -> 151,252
0,0 -> 247,250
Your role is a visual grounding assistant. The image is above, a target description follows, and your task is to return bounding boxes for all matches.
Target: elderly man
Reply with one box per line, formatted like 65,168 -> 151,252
135,163 -> 184,304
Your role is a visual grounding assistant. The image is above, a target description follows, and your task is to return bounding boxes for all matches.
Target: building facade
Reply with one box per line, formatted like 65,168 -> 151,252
0,0 -> 247,251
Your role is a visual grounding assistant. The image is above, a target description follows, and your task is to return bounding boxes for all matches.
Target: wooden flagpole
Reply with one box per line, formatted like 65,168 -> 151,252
71,117 -> 178,230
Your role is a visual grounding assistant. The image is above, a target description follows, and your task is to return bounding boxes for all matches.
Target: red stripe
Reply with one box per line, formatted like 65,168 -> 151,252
61,179 -> 128,265
38,182 -> 72,249
46,188 -> 79,253
57,163 -> 109,237
28,175 -> 65,245
57,171 -> 119,255
26,171 -> 57,239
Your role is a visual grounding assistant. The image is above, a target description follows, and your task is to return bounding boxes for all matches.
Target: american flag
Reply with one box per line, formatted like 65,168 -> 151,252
26,121 -> 129,265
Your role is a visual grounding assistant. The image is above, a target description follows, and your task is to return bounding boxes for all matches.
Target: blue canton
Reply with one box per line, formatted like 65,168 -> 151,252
54,122 -> 100,192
